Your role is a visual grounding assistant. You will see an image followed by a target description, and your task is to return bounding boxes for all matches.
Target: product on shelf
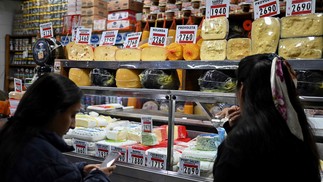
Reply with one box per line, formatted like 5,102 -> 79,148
196,133 -> 221,151
67,43 -> 94,61
139,69 -> 180,90
115,49 -> 141,61
280,13 -> 323,38
115,69 -> 142,88
96,139 -> 138,147
226,38 -> 251,60
106,126 -> 128,141
94,45 -> 119,61
166,43 -> 183,60
160,125 -> 188,140
90,68 -> 116,87
146,147 -> 181,164
141,46 -> 167,61
183,43 -> 200,60
278,37 -> 323,59
142,100 -> 159,110
67,127 -> 106,142
153,127 -> 167,142
181,147 -> 217,161
200,40 -> 227,61
141,132 -> 159,146
201,17 -> 229,40
251,17 -> 280,54
198,69 -> 236,92
69,68 -> 91,86
75,113 -> 115,128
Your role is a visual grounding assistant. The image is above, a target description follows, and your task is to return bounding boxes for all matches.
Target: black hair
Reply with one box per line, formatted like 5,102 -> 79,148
0,73 -> 83,180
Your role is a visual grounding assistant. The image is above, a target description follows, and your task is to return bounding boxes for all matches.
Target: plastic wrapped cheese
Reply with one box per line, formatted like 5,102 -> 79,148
281,13 -> 323,38
201,17 -> 229,40
94,45 -> 119,61
141,132 -> 159,146
68,127 -> 106,142
226,38 -> 251,60
183,44 -> 200,60
166,43 -> 183,60
141,46 -> 167,61
115,48 -> 141,61
278,37 -> 323,59
146,147 -> 181,164
251,17 -> 280,54
200,40 -> 227,61
68,43 -> 94,60
182,147 -> 217,162
196,134 -> 221,151
69,68 -> 91,86
115,69 -> 142,88
106,126 -> 128,141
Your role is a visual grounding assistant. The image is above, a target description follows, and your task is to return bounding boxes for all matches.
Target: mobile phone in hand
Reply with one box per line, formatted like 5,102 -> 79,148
101,151 -> 121,168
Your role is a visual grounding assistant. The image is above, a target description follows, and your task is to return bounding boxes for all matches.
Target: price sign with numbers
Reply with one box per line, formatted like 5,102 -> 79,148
73,140 -> 88,155
206,0 -> 230,19
127,148 -> 145,166
95,144 -> 110,158
14,78 -> 22,92
147,152 -> 166,170
76,28 -> 92,44
110,146 -> 127,162
286,0 -> 315,16
254,0 -> 280,19
99,30 -> 118,46
72,26 -> 83,41
141,116 -> 153,133
148,27 -> 168,47
40,22 -> 53,38
179,158 -> 200,176
175,25 -> 198,44
123,32 -> 142,48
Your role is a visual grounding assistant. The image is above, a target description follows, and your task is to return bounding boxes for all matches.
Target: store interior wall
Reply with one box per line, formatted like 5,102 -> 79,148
0,0 -> 20,91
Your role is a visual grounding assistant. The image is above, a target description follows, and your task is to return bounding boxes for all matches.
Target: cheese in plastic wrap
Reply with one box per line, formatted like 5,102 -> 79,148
200,40 -> 227,61
226,38 -> 251,60
281,13 -> 323,38
68,43 -> 94,60
251,17 -> 280,54
145,147 -> 181,164
278,37 -> 323,59
201,17 -> 229,40
94,45 -> 119,61
182,147 -> 217,162
196,134 -> 221,151
68,127 -> 106,142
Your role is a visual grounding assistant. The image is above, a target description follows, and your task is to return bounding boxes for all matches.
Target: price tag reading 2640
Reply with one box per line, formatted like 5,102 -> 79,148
210,4 -> 227,18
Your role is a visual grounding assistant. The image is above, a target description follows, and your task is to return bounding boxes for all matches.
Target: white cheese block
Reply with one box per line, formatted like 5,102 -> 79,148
281,13 -> 323,38
200,40 -> 227,61
141,46 -> 167,61
226,38 -> 251,60
106,127 -> 128,141
69,127 -> 106,142
145,147 -> 181,164
96,139 -> 138,147
68,43 -> 94,60
278,37 -> 323,59
196,134 -> 221,151
251,17 -> 280,54
115,48 -> 141,61
94,45 -> 119,61
182,147 -> 217,162
127,130 -> 142,142
201,17 -> 229,40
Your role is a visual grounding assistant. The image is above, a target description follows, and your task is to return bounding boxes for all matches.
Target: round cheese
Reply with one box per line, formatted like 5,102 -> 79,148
94,45 -> 118,61
69,68 -> 91,86
115,69 -> 142,88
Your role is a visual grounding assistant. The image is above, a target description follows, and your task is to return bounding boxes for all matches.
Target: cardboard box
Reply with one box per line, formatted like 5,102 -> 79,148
82,0 -> 106,7
107,19 -> 135,31
107,0 -> 143,13
81,15 -> 106,26
62,14 -> 82,34
93,19 -> 107,31
108,10 -> 136,21
81,7 -> 107,16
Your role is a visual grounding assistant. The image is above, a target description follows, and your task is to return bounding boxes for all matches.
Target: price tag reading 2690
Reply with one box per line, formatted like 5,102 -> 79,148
254,0 -> 280,19
127,148 -> 145,166
148,27 -> 168,47
179,158 -> 200,176
286,0 -> 314,16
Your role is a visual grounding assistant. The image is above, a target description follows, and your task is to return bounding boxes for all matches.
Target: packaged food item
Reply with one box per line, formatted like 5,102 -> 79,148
183,43 -> 200,60
69,68 -> 91,86
139,69 -> 180,89
200,40 -> 227,61
226,38 -> 251,60
198,70 -> 236,92
201,17 -> 229,40
166,43 -> 183,60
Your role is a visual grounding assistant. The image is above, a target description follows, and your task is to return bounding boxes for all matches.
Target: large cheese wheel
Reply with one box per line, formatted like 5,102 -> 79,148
141,46 -> 167,61
69,68 -> 91,86
251,17 -> 280,54
115,69 -> 142,88
68,43 -> 94,60
115,49 -> 141,61
166,43 -> 183,61
278,37 -> 323,59
183,43 -> 200,60
200,40 -> 227,61
281,13 -> 323,38
226,38 -> 251,60
201,17 -> 229,40
94,45 -> 118,61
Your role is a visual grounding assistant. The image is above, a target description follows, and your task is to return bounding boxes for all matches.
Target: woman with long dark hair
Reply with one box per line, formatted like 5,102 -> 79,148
213,54 -> 321,182
0,73 -> 115,182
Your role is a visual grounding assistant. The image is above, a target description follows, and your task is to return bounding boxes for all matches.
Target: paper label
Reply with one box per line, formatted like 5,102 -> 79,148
286,0 -> 316,16
99,30 -> 118,46
141,116 -> 153,133
73,139 -> 88,155
76,28 -> 92,44
95,143 -> 110,158
40,22 -> 54,38
148,27 -> 168,47
147,152 -> 166,170
254,0 -> 280,19
179,158 -> 200,176
175,25 -> 198,44
110,146 -> 127,162
14,78 -> 22,92
123,32 -> 142,48
206,0 -> 230,18
127,148 -> 146,166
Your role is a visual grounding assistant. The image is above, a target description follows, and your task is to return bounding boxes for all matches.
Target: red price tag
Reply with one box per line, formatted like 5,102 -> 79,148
74,140 -> 88,155
179,158 -> 200,176
206,0 -> 230,19
96,144 -> 110,158
123,32 -> 141,48
110,146 -> 127,162
286,0 -> 314,16
100,30 -> 118,46
147,152 -> 166,170
141,116 -> 153,133
148,27 -> 168,47
40,22 -> 53,38
127,148 -> 145,166
254,0 -> 280,19
210,4 -> 227,18
76,28 -> 92,44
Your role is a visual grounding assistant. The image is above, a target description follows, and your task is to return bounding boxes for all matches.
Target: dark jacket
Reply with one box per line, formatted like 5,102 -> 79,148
9,131 -> 111,182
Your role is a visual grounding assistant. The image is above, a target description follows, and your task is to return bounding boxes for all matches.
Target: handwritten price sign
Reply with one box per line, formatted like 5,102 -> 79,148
100,30 -> 118,46
110,146 -> 127,162
40,22 -> 53,38
206,0 -> 230,19
73,140 -> 88,155
175,25 -> 197,44
141,116 -> 153,133
123,32 -> 141,48
95,144 -> 110,158
147,152 -> 166,170
179,158 -> 200,176
76,28 -> 92,44
127,148 -> 145,166
148,27 -> 168,47
254,0 -> 280,19
286,0 -> 315,16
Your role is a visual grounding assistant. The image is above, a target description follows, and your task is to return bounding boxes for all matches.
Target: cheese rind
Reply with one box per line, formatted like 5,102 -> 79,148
141,46 -> 167,61
115,48 -> 141,61
251,17 -> 280,54
200,40 -> 227,61
94,46 -> 119,61
281,13 -> 323,38
201,17 -> 229,40
278,37 -> 323,59
226,38 -> 251,60
115,69 -> 142,88
69,68 -> 91,86
68,43 -> 94,60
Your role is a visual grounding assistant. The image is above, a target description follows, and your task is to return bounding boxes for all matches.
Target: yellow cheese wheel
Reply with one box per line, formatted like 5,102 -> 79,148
141,46 -> 167,61
115,49 -> 141,61
115,69 -> 142,88
68,43 -> 94,61
69,68 -> 91,86
94,45 -> 118,61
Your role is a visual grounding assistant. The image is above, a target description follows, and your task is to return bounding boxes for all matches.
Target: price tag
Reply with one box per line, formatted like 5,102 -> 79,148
99,30 -> 118,46
148,27 -> 168,47
14,78 -> 22,92
71,26 -> 83,41
179,158 -> 200,176
175,25 -> 198,44
73,139 -> 88,155
39,22 -> 53,38
206,0 -> 230,19
141,116 -> 153,133
147,152 -> 166,170
254,0 -> 280,19
123,32 -> 142,48
127,148 -> 145,166
286,0 -> 315,16
76,28 -> 92,44
95,144 -> 110,158
110,146 -> 127,162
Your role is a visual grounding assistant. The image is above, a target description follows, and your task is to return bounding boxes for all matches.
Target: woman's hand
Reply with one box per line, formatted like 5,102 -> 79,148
84,164 -> 100,174
216,105 -> 240,127
99,165 -> 116,176
84,164 -> 116,176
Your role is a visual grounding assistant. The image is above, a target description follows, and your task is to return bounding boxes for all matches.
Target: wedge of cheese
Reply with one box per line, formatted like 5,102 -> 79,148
227,38 -> 251,60
68,43 -> 94,60
200,40 -> 227,61
281,13 -> 323,38
115,48 -> 141,61
278,37 -> 323,59
69,68 -> 91,86
116,69 -> 142,88
251,17 -> 280,54
141,46 -> 167,61
201,17 -> 229,40
94,45 -> 119,61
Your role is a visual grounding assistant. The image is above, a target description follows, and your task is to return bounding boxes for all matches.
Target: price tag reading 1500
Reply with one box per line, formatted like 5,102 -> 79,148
254,0 -> 280,19
286,0 -> 314,16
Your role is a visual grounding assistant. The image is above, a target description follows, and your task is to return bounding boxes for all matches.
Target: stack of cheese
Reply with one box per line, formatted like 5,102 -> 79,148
279,13 -> 323,59
75,112 -> 116,128
200,17 -> 228,61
